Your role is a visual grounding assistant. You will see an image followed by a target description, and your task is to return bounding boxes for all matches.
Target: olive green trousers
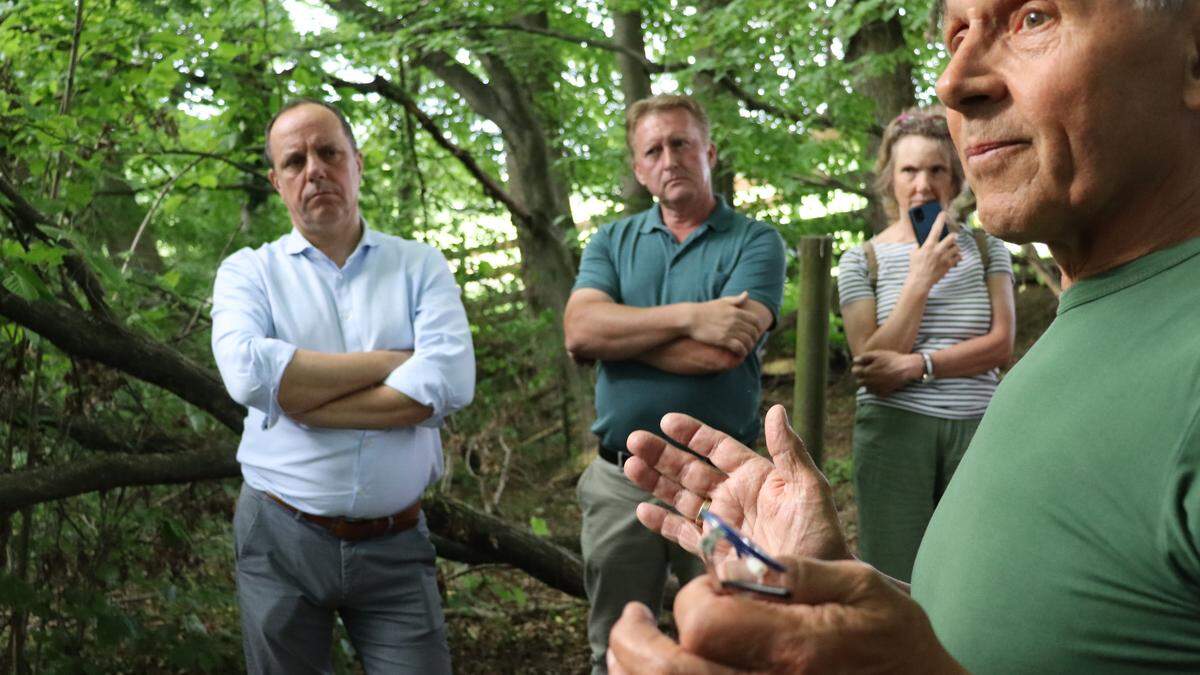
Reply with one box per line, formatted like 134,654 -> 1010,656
852,403 -> 981,583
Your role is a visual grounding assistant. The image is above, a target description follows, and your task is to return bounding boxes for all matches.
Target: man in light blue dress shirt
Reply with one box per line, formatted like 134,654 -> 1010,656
211,99 -> 474,673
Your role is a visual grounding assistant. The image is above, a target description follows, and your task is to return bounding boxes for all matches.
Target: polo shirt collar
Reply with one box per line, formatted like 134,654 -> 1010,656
283,218 -> 378,256
639,194 -> 736,234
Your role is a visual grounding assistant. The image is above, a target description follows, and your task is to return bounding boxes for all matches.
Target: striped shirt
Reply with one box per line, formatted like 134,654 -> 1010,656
838,230 -> 1013,419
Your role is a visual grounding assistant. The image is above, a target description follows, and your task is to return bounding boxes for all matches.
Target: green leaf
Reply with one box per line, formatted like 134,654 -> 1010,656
529,516 -> 550,537
5,260 -> 52,299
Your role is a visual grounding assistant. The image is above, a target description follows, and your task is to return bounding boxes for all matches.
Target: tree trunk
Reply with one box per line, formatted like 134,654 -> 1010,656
611,6 -> 653,214
847,12 -> 916,233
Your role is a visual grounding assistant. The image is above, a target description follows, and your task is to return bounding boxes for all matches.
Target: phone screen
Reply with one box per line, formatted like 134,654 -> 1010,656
909,202 -> 945,246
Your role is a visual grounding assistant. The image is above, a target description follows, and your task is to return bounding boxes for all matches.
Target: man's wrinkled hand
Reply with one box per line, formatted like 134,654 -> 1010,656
607,603 -> 742,675
687,291 -> 761,356
664,558 -> 966,674
623,404 -> 850,564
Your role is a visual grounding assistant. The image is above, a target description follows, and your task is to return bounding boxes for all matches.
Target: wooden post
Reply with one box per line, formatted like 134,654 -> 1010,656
792,236 -> 832,469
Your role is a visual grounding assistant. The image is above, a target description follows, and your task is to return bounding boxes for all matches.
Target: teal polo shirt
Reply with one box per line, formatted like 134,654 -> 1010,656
572,196 -> 785,451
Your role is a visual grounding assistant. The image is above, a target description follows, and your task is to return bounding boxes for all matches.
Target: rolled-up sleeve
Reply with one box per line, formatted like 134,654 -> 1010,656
383,246 -> 475,427
210,251 -> 297,429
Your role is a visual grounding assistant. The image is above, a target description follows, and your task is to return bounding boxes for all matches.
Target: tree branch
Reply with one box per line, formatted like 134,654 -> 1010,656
0,447 -> 239,514
0,286 -> 245,432
329,75 -> 532,223
0,169 -> 113,319
475,21 -> 683,74
416,51 -> 509,126
793,170 -> 868,198
0,415 -> 588,598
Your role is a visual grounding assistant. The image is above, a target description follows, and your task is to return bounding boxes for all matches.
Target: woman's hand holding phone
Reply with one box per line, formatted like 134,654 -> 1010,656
907,212 -> 961,290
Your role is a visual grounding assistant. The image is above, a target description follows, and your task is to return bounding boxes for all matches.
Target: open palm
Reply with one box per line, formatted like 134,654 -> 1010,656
623,405 -> 850,565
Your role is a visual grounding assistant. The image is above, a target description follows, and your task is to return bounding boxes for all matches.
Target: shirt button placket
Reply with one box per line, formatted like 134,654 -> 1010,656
336,271 -> 360,350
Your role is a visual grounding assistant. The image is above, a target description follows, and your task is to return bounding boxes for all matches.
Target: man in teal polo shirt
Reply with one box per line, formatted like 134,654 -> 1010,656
603,2 -> 1200,673
563,93 -> 784,673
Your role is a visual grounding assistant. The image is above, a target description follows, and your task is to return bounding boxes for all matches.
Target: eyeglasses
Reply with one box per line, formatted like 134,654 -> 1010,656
698,510 -> 790,598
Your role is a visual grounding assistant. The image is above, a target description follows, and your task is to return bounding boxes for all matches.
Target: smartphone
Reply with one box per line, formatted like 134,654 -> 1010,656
909,202 -> 945,246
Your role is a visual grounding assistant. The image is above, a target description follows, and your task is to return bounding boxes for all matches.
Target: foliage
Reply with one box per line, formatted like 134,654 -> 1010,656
0,0 -> 963,669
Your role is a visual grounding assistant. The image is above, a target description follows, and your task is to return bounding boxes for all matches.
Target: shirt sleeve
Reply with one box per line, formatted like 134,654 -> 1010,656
720,223 -> 786,326
571,225 -> 620,300
985,234 -> 1015,277
210,250 -> 297,430
382,245 -> 476,428
838,245 -> 874,307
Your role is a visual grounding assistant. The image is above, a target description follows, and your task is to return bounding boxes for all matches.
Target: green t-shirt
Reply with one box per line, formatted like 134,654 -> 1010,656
912,236 -> 1200,672
572,196 -> 785,450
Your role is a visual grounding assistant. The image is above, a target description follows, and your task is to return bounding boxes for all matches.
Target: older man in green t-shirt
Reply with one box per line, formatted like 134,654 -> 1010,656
603,2 -> 1200,673
563,94 -> 784,674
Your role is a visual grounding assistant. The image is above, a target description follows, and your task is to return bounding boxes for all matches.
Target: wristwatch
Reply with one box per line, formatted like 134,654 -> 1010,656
921,352 -> 935,383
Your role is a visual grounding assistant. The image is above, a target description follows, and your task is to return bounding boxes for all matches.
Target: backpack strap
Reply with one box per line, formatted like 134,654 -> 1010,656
971,227 -> 991,275
863,240 -> 879,292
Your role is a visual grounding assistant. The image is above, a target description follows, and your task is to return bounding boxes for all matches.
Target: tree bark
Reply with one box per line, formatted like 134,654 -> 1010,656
0,287 -> 245,432
611,6 -> 653,214
847,11 -> 916,233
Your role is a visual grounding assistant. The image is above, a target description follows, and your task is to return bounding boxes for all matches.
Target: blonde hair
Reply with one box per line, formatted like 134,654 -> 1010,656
625,95 -> 711,151
872,107 -> 964,221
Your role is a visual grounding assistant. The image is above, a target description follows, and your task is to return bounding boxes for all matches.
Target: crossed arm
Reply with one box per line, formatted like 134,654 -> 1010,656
563,288 -> 774,376
211,249 -> 472,431
278,350 -> 432,429
843,273 -> 1015,395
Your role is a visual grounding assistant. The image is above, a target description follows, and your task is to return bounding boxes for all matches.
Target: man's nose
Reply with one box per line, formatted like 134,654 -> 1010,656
936,24 -> 1007,113
305,155 -> 329,181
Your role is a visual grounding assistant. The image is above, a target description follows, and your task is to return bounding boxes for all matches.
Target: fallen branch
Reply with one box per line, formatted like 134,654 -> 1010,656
0,287 -> 244,432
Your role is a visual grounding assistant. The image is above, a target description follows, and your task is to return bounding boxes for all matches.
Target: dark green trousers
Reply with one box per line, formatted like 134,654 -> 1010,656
852,403 -> 980,583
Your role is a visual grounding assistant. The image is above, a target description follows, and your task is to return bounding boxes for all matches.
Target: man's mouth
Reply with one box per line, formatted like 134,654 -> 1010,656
964,140 -> 1028,159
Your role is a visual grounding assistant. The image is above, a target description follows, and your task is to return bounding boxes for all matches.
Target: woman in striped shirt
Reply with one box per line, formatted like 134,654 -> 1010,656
837,108 -> 1016,582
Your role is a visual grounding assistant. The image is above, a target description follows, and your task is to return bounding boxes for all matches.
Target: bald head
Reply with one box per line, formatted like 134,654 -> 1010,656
264,99 -> 358,169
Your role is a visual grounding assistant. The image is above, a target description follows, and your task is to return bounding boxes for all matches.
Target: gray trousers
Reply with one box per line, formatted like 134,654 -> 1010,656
577,457 -> 704,675
233,485 -> 452,674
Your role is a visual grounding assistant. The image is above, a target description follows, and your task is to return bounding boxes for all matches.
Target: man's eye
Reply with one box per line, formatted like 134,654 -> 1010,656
1020,10 -> 1048,30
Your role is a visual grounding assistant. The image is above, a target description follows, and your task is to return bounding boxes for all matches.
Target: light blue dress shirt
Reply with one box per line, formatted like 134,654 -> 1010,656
211,226 -> 475,517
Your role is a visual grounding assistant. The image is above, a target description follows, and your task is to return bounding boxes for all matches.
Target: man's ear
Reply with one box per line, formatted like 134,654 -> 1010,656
631,156 -> 649,189
268,168 -> 279,192
706,141 -> 717,169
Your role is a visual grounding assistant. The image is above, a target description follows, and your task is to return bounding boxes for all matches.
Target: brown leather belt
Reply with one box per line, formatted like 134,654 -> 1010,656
266,493 -> 421,542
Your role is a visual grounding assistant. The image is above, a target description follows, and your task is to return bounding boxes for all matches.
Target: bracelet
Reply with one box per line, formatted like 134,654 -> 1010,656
921,352 -> 935,383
